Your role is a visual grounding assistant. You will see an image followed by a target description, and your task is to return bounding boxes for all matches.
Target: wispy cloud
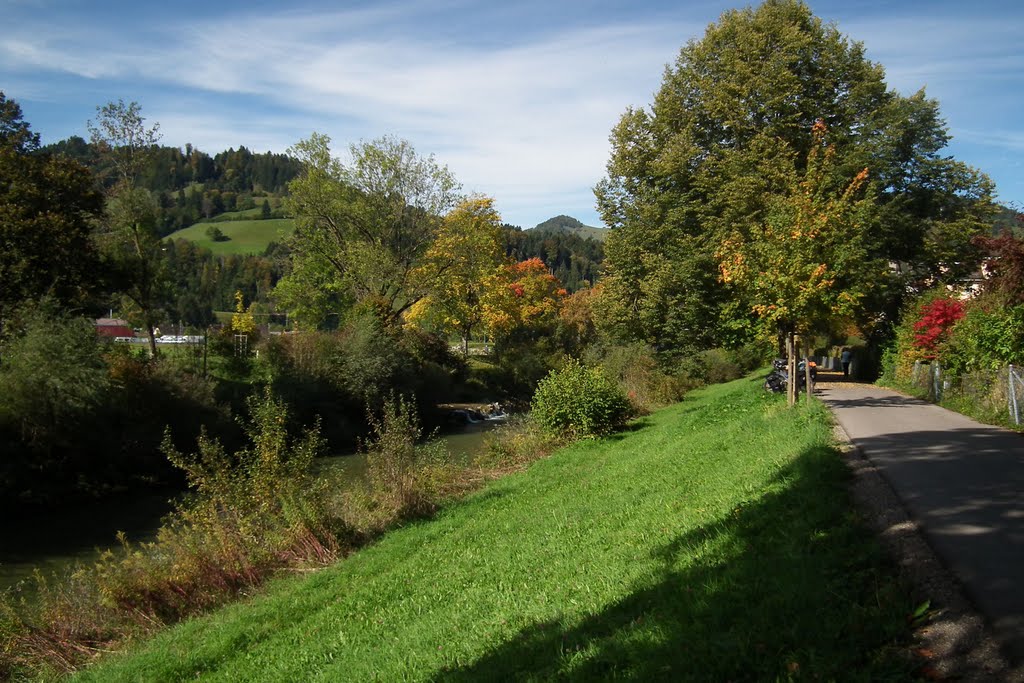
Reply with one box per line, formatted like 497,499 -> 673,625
2,1 -> 690,226
958,129 -> 1024,153
4,0 -> 1023,223
842,14 -> 1024,91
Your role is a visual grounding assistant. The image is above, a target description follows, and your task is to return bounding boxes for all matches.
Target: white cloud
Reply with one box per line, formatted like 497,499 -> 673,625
150,10 -> 687,226
8,1 -> 1022,222
3,3 -> 690,226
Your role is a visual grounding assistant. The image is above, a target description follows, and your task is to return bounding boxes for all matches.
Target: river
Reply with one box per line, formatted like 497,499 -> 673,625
0,419 -> 502,594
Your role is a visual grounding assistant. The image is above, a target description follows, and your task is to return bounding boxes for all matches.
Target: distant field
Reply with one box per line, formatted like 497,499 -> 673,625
166,218 -> 293,255
209,207 -> 265,221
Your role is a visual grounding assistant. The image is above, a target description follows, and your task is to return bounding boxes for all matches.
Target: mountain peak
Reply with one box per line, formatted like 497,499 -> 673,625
532,215 -> 607,242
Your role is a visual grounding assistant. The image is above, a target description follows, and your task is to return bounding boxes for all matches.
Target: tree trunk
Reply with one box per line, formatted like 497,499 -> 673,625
786,332 -> 796,407
147,321 -> 158,358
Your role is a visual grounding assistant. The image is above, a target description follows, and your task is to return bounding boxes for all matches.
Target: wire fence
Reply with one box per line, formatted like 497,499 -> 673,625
907,361 -> 1024,426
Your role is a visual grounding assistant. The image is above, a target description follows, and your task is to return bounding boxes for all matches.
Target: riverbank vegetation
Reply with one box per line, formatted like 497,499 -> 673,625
0,391 -> 563,679
50,376 -> 916,681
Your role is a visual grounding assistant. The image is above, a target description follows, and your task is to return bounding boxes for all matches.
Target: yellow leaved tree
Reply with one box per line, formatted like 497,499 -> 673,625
406,196 -> 505,355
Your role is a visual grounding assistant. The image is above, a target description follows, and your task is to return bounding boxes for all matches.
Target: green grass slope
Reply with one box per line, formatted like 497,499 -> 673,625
166,218 -> 293,255
77,377 -> 915,681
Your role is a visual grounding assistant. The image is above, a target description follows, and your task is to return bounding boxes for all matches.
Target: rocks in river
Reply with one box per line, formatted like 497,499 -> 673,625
445,402 -> 506,426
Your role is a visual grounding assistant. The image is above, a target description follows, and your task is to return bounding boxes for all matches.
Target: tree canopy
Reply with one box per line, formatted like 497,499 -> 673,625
594,0 -> 993,353
0,92 -> 103,325
718,121 -> 874,343
407,195 -> 506,354
282,134 -> 461,326
89,100 -> 169,356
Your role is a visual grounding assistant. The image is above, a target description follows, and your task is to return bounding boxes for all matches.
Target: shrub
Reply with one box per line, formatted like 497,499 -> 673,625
0,389 -> 345,678
0,303 -> 109,464
531,358 -> 634,437
263,319 -> 466,449
593,343 -> 697,410
362,395 -> 452,521
475,415 -> 562,471
944,303 -> 1024,375
913,297 -> 965,358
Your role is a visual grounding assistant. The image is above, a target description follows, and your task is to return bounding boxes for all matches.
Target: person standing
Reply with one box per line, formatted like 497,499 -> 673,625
841,348 -> 852,378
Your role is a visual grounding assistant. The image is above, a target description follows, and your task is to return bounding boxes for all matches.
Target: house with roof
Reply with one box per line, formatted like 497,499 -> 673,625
95,318 -> 133,339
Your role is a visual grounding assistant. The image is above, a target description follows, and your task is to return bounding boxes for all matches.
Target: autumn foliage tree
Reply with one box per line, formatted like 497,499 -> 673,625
718,121 -> 873,402
482,257 -> 566,353
912,298 -> 965,359
972,227 -> 1024,304
595,0 -> 993,355
406,196 -> 505,355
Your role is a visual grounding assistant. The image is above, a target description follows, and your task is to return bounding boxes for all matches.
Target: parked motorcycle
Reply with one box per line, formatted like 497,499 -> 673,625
764,358 -> 817,393
764,358 -> 789,393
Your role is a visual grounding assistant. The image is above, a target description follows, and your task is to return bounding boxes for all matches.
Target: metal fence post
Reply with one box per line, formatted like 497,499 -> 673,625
1010,365 -> 1020,425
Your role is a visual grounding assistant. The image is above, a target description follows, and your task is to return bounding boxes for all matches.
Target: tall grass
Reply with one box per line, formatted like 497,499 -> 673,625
67,375 -> 916,681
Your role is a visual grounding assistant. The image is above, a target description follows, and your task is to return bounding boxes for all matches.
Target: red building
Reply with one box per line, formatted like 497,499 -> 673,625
95,318 -> 133,338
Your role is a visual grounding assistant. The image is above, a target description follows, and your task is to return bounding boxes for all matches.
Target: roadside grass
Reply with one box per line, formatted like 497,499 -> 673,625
75,374 -> 917,681
165,219 -> 293,255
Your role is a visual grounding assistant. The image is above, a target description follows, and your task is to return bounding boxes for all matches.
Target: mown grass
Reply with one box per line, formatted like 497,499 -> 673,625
165,219 -> 293,255
72,374 -> 917,681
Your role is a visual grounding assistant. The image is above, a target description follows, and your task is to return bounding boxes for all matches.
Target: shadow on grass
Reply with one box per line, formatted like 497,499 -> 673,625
437,444 -> 918,682
599,419 -> 653,443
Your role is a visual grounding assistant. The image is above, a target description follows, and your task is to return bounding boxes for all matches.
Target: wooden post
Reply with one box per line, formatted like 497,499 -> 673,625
787,332 -> 796,407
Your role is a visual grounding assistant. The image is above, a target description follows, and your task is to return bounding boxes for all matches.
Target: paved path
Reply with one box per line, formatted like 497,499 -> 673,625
818,383 -> 1024,664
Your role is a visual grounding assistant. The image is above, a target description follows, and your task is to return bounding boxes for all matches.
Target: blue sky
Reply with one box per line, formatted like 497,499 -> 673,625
3,0 -> 1022,228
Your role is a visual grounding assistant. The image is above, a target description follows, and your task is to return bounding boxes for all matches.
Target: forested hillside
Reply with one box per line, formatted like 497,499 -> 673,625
44,137 -> 301,235
163,239 -> 288,327
533,214 -> 607,242
502,220 -> 604,292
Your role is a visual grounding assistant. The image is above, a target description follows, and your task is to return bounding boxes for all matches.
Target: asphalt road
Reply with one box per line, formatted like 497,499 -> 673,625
819,383 -> 1024,665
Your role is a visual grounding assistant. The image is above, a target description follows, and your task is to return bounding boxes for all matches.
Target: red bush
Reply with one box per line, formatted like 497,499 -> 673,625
912,298 -> 965,357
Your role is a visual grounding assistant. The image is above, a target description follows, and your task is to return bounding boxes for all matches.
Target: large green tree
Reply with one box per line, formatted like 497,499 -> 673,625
89,100 -> 168,356
594,0 -> 993,353
0,93 -> 103,329
281,134 -> 461,327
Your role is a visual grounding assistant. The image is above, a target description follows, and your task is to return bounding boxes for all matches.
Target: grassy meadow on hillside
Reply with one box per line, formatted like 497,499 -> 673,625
76,376 -> 917,682
166,218 -> 293,255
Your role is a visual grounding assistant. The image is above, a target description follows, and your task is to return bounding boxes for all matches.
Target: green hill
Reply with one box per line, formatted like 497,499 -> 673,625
532,215 -> 608,242
76,376 -> 915,681
166,218 -> 293,255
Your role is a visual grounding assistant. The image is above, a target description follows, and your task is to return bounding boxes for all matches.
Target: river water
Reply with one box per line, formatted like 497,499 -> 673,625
0,420 -> 502,594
